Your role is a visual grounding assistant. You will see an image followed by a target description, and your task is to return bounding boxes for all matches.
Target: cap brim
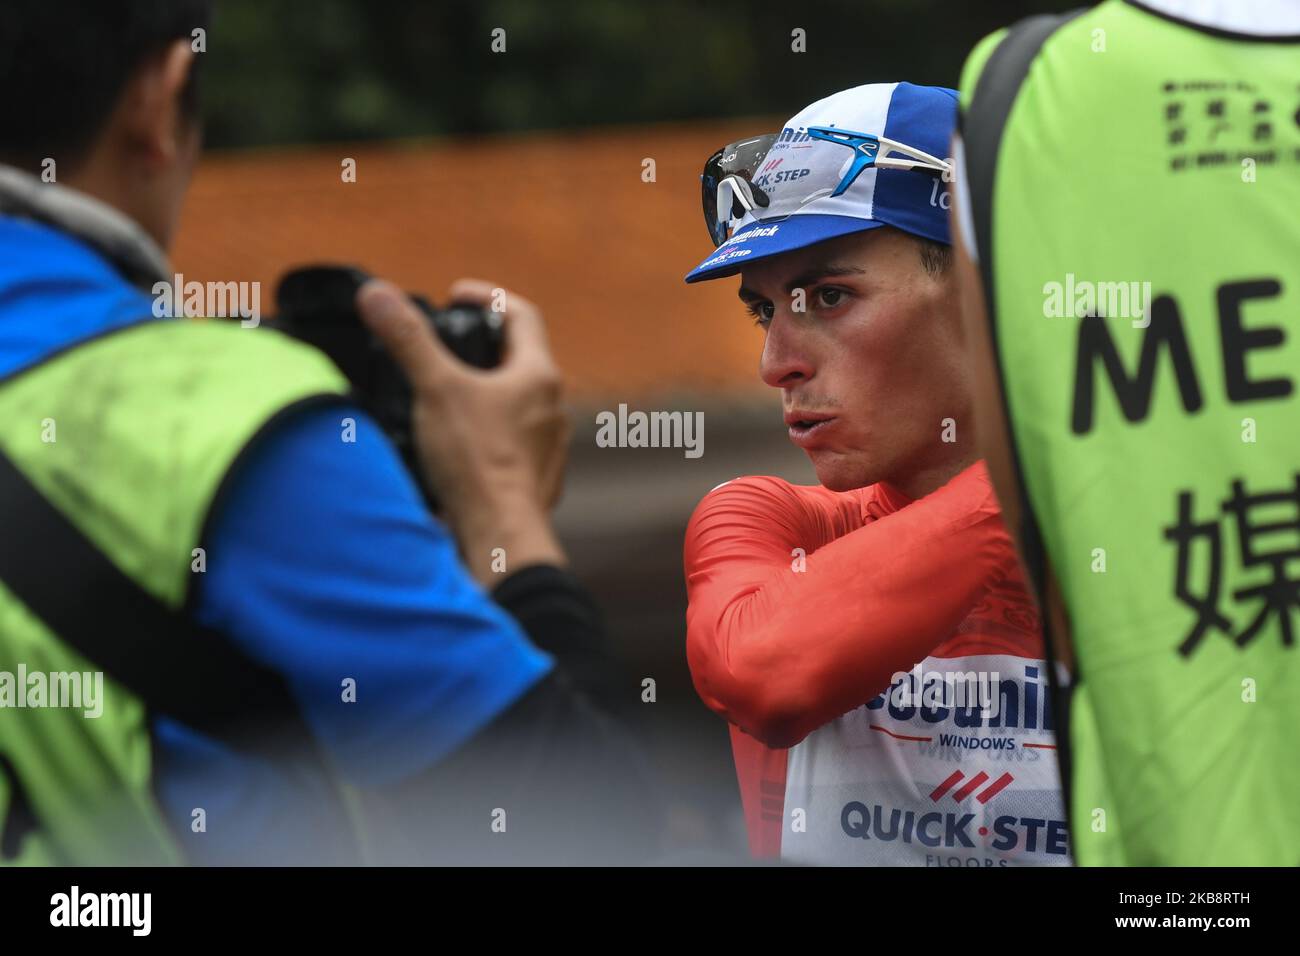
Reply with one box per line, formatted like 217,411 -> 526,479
684,215 -> 886,284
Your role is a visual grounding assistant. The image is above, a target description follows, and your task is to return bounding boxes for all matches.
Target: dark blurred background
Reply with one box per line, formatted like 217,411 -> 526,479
177,0 -> 1083,858
199,0 -> 1079,149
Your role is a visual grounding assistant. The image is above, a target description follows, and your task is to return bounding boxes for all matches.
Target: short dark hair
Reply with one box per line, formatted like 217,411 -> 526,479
917,237 -> 953,276
0,1 -> 214,173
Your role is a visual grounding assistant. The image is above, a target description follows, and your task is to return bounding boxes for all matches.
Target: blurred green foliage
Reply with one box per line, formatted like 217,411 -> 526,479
201,0 -> 1081,148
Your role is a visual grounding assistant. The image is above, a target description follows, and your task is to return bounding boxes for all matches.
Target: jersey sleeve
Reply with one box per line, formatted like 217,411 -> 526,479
192,402 -> 553,788
683,463 -> 1018,748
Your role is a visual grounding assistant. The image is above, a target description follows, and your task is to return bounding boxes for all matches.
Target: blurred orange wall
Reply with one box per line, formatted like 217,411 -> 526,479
172,120 -> 782,401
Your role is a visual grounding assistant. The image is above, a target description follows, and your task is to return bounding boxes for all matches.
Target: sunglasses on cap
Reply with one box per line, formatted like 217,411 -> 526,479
699,128 -> 952,247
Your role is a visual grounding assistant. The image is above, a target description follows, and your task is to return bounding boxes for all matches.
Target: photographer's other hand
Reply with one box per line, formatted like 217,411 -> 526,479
356,278 -> 569,584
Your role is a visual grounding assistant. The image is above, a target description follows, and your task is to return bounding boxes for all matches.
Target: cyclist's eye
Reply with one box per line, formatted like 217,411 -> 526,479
746,301 -> 775,326
817,287 -> 844,308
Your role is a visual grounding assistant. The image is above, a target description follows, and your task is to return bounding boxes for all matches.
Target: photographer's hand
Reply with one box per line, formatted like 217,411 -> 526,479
356,278 -> 569,584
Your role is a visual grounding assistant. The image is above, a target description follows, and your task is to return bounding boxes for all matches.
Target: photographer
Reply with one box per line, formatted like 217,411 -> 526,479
0,0 -> 658,865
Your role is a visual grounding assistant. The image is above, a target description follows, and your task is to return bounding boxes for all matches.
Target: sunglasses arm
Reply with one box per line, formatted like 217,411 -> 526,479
875,136 -> 952,175
716,175 -> 761,229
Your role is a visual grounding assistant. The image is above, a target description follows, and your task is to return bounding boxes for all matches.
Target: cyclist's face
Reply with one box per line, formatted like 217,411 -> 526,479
739,228 -> 973,496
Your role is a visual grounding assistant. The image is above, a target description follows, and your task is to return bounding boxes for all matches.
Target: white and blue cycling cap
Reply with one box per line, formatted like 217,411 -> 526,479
685,82 -> 957,283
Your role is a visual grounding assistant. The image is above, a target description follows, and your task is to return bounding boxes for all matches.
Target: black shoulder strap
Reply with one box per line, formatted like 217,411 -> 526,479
960,9 -> 1087,813
963,8 -> 1086,300
0,447 -> 307,744
963,9 -> 1085,590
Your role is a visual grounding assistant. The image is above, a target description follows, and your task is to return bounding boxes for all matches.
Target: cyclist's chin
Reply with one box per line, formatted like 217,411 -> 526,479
807,447 -> 881,492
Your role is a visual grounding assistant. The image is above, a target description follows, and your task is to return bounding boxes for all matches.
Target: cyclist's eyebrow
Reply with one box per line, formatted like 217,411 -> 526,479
737,264 -> 866,304
784,265 -> 865,295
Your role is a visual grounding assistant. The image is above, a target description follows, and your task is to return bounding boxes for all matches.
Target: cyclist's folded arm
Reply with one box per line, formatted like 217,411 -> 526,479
684,464 -> 1010,747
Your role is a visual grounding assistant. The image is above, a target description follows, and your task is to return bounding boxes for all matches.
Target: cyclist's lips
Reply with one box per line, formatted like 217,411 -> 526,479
785,412 -> 837,447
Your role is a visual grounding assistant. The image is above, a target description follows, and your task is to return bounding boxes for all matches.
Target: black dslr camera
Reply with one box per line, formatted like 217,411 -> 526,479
269,265 -> 504,508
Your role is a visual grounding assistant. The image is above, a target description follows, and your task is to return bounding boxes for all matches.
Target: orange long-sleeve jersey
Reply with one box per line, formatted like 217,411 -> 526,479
683,462 -> 1071,865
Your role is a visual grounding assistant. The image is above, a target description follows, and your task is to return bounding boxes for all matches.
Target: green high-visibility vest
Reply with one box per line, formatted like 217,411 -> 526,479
960,1 -> 1300,865
0,318 -> 350,864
